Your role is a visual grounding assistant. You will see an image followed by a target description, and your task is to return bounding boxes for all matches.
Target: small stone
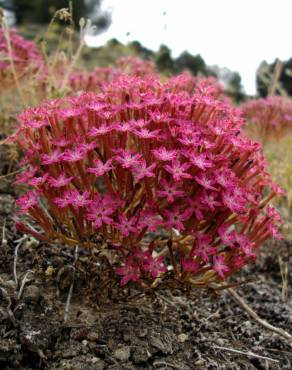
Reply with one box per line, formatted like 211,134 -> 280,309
113,346 -> 131,362
23,285 -> 40,303
3,280 -> 17,297
86,331 -> 99,342
177,333 -> 188,343
82,340 -> 88,346
138,328 -> 148,338
216,338 -> 225,346
150,336 -> 164,351
91,357 -> 105,370
132,347 -> 151,364
45,266 -> 54,278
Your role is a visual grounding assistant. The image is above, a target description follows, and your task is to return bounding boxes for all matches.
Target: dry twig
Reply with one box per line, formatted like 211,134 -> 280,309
64,245 -> 79,322
268,59 -> 283,96
0,287 -> 17,327
213,345 -> 279,363
13,235 -> 28,287
279,256 -> 289,303
17,270 -> 34,300
228,288 -> 292,342
1,218 -> 7,247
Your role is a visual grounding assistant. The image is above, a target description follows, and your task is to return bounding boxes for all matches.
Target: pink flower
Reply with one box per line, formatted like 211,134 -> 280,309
49,174 -> 74,188
138,208 -> 162,232
215,169 -> 236,189
88,124 -> 112,137
187,196 -> 206,221
152,147 -> 177,162
54,192 -> 72,208
87,194 -> 115,228
69,190 -> 91,208
142,255 -> 167,278
200,191 -> 221,211
115,214 -> 138,236
194,172 -> 217,191
54,190 -> 90,208
132,161 -> 156,181
131,119 -> 148,129
181,258 -> 200,273
15,167 -> 37,184
42,149 -> 64,165
114,121 -> 134,133
88,158 -> 113,177
187,152 -> 213,170
16,190 -> 39,214
164,160 -> 192,182
115,149 -> 142,169
28,173 -> 49,187
222,191 -> 246,214
163,206 -> 190,231
52,137 -> 72,148
79,141 -> 97,152
134,128 -> 160,139
192,233 -> 216,263
218,225 -> 236,247
157,179 -> 186,203
116,258 -> 140,285
62,147 -> 87,162
212,255 -> 229,278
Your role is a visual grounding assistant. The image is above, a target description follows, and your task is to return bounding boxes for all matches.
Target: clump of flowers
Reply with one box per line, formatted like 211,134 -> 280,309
69,67 -> 121,93
165,72 -> 226,100
116,56 -> 157,78
0,28 -> 42,91
242,96 -> 292,143
69,57 -> 158,94
12,75 -> 283,290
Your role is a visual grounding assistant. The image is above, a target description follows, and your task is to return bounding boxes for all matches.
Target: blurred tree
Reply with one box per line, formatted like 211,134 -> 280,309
256,58 -> 292,97
210,65 -> 245,102
3,0 -> 111,30
128,41 -> 153,60
226,71 -> 245,102
155,44 -> 174,74
174,51 -> 207,76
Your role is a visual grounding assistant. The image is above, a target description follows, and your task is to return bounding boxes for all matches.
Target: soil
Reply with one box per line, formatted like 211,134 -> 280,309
1,145 -> 292,370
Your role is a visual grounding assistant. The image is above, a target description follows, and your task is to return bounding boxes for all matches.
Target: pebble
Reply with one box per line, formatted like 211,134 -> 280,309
132,347 -> 151,364
23,285 -> 40,303
86,331 -> 99,342
113,346 -> 131,362
177,333 -> 189,343
91,357 -> 105,370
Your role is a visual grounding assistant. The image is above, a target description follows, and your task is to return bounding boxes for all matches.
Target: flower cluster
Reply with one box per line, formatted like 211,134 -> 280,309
116,56 -> 157,78
242,96 -> 292,143
166,71 -> 226,100
69,57 -> 158,94
0,28 -> 42,90
69,67 -> 120,93
12,74 -> 283,289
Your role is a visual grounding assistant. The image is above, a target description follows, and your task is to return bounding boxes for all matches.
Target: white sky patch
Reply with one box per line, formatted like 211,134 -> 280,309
85,0 -> 292,94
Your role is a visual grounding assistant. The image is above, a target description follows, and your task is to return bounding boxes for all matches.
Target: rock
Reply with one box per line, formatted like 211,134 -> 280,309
177,333 -> 189,343
113,346 -> 131,362
150,335 -> 165,351
91,357 -> 105,369
86,331 -> 99,342
0,194 -> 14,214
132,346 -> 151,364
2,280 -> 17,298
23,285 -> 41,304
